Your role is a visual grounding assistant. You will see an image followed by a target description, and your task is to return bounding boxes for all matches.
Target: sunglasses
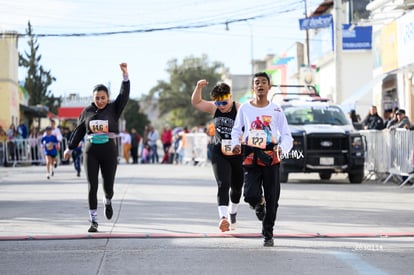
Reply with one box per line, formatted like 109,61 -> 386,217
214,100 -> 228,107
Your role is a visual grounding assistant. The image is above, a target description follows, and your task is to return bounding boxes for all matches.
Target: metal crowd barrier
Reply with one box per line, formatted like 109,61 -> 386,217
4,139 -> 36,167
182,133 -> 209,165
0,140 -> 5,166
2,138 -> 70,167
360,129 -> 414,188
360,130 -> 391,182
115,136 -> 123,162
1,135 -> 123,167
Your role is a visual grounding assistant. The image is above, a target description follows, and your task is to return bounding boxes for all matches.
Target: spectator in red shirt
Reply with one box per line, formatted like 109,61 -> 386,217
161,124 -> 173,163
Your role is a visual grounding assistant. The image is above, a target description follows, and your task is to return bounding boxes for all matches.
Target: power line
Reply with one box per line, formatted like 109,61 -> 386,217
12,3 -> 303,38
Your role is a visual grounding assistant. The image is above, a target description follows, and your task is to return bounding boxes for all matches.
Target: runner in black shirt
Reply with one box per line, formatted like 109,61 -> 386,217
64,63 -> 130,232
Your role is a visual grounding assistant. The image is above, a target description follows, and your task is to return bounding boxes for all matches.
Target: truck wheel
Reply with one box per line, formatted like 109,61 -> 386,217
319,172 -> 332,180
348,168 -> 364,183
280,171 -> 289,182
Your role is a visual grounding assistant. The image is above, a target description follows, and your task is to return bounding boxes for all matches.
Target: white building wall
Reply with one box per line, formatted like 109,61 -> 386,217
341,51 -> 373,115
317,57 -> 336,102
315,49 -> 372,116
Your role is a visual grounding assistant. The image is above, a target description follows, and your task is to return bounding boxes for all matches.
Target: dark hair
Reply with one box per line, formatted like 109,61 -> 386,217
396,109 -> 406,115
93,84 -> 109,95
253,72 -> 271,84
210,83 -> 231,100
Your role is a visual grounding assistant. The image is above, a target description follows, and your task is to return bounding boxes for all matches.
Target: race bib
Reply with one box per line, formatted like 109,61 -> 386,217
247,130 -> 267,149
46,142 -> 55,150
89,120 -> 109,133
221,139 -> 237,156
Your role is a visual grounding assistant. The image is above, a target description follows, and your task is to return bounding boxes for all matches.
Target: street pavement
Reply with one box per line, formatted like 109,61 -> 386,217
0,162 -> 413,275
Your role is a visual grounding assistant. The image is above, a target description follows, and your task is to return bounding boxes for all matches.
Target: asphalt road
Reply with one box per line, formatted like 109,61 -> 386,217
0,163 -> 413,275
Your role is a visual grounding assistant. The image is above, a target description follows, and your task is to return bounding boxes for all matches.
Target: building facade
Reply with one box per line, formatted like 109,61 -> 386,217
367,0 -> 414,120
0,32 -> 20,128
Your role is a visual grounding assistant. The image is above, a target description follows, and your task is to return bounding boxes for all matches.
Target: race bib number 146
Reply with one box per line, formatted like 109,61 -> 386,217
89,120 -> 109,133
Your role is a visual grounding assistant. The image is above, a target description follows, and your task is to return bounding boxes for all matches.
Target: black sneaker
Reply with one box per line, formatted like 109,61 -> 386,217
229,213 -> 237,230
104,203 -> 113,220
88,221 -> 98,233
263,238 -> 274,247
255,202 -> 265,221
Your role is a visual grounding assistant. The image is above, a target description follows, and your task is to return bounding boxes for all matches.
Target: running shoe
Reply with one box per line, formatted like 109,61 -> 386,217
104,202 -> 113,220
229,213 -> 237,230
88,221 -> 98,233
263,238 -> 274,247
47,175 -> 50,180
255,201 -> 266,221
219,217 -> 230,232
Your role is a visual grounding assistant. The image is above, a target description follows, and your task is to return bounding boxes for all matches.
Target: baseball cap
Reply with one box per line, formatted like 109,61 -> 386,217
396,109 -> 405,115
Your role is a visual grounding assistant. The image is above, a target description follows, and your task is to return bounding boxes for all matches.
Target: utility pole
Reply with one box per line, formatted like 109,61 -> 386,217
304,0 -> 310,66
334,0 -> 343,103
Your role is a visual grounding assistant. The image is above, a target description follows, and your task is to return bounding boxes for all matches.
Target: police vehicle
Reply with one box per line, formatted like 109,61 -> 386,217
271,85 -> 366,183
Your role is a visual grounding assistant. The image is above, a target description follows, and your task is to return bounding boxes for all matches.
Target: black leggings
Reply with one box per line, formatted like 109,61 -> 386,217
84,140 -> 118,210
211,147 -> 244,206
243,165 -> 280,239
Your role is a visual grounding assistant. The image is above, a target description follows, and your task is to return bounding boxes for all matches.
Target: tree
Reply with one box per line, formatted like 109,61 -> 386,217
19,21 -> 60,114
145,54 -> 223,128
123,98 -> 149,135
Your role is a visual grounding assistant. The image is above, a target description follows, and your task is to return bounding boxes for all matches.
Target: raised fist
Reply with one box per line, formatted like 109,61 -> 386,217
120,63 -> 128,74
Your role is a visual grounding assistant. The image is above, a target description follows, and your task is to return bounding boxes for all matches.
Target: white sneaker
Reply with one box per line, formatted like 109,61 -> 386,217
219,217 -> 230,232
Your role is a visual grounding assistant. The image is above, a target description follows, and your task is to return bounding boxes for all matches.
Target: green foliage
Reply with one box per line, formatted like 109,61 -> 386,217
145,54 -> 223,128
19,21 -> 60,113
123,98 -> 149,136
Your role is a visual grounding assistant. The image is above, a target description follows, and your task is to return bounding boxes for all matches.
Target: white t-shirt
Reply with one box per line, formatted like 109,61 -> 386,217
119,132 -> 131,145
231,101 -> 293,154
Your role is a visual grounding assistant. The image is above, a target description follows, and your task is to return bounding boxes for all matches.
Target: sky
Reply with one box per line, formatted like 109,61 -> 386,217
1,0 -> 323,100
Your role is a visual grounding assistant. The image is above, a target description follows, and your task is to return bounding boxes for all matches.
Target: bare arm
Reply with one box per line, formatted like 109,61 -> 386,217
191,79 -> 216,114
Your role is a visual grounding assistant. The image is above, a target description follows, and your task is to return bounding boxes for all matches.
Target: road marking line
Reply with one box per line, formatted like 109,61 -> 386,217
332,251 -> 388,275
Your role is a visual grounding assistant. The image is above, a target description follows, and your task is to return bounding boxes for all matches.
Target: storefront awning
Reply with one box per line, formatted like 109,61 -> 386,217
341,63 -> 414,109
58,107 -> 84,119
19,104 -> 48,117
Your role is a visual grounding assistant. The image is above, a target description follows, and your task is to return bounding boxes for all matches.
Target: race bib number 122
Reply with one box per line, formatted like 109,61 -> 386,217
247,130 -> 266,149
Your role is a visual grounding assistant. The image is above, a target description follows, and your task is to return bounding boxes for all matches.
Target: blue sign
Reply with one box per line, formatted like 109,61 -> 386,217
342,24 -> 372,50
299,14 -> 333,30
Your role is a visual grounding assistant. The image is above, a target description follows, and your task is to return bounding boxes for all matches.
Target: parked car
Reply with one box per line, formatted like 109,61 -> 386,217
272,85 -> 366,183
